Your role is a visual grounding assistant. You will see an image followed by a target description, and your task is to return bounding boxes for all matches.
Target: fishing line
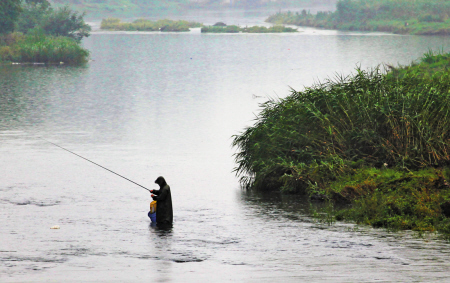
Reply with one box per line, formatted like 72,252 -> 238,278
38,137 -> 151,192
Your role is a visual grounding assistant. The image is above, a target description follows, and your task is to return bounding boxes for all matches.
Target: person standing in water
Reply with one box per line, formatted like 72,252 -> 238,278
151,176 -> 173,224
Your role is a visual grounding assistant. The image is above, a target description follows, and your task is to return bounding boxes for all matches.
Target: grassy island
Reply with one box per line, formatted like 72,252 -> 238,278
0,32 -> 89,64
0,1 -> 90,64
100,19 -> 298,34
232,50 -> 450,238
201,25 -> 298,33
100,18 -> 202,32
266,0 -> 450,35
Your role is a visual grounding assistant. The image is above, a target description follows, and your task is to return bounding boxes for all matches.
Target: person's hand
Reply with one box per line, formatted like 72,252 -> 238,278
150,190 -> 154,193
151,194 -> 155,197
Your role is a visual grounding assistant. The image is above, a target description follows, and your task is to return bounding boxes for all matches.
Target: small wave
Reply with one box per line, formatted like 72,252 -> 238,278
2,255 -> 66,264
172,258 -> 204,263
14,200 -> 31,205
2,198 -> 61,207
222,260 -> 247,266
60,247 -> 89,257
135,254 -> 204,263
35,201 -> 61,207
0,186 -> 16,192
183,238 -> 239,245
374,256 -> 392,260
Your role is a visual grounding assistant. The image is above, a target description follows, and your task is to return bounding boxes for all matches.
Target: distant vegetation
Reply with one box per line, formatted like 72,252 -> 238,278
50,0 -> 190,17
266,0 -> 450,35
186,0 -> 335,9
232,50 -> 450,237
100,18 -> 202,32
49,0 -> 336,16
0,0 -> 90,64
201,25 -> 298,33
100,18 -> 297,33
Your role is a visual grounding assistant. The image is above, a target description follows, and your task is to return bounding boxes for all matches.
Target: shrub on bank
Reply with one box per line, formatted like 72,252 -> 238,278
233,64 -> 450,191
16,2 -> 91,42
332,167 -> 450,234
0,0 -> 90,64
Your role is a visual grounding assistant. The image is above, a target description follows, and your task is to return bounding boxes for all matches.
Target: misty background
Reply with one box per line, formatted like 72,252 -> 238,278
48,0 -> 337,19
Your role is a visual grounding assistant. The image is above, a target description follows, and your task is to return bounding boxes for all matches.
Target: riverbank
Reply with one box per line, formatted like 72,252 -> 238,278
0,33 -> 89,64
266,0 -> 450,35
232,50 -> 450,238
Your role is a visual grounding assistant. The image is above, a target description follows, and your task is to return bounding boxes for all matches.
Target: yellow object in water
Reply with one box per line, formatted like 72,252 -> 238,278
150,201 -> 157,214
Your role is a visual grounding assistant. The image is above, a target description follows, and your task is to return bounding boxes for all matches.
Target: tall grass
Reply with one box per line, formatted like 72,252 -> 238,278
232,49 -> 450,236
233,53 -> 450,193
0,32 -> 89,64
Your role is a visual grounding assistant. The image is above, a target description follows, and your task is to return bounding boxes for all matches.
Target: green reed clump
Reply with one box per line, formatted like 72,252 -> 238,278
0,32 -> 89,64
100,18 -> 202,32
233,64 -> 450,193
266,0 -> 450,35
232,50 -> 450,237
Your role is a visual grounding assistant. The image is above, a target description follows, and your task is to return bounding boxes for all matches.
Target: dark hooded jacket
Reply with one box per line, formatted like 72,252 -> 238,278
152,176 -> 173,224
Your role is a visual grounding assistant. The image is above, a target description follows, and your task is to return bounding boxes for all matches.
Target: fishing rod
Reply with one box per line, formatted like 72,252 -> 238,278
38,137 -> 151,192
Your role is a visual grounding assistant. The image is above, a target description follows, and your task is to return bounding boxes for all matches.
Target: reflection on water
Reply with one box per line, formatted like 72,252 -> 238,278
2,13 -> 450,282
149,222 -> 173,235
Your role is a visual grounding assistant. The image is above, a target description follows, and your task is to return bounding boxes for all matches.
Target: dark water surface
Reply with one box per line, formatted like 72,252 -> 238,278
2,15 -> 450,282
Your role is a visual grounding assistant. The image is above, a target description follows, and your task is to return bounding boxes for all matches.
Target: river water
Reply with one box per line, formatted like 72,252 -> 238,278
2,11 -> 450,282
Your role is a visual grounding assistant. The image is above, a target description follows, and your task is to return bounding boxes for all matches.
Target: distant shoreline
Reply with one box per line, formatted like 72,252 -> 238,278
266,0 -> 450,36
99,18 -> 298,33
